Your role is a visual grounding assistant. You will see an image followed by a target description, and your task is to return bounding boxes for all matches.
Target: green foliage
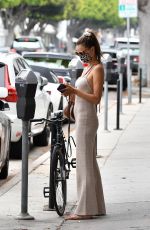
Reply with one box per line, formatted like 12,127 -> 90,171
64,0 -> 125,27
0,0 -> 128,27
0,0 -> 21,8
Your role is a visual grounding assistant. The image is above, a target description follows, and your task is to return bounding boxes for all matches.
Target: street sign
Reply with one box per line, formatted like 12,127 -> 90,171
118,0 -> 137,18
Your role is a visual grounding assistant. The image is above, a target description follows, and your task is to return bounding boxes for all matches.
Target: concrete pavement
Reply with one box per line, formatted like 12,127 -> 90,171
1,93 -> 150,229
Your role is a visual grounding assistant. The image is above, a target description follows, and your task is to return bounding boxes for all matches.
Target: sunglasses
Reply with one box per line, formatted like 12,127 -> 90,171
75,49 -> 90,56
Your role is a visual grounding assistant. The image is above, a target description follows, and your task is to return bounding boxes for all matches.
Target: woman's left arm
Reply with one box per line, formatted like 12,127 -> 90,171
63,64 -> 104,105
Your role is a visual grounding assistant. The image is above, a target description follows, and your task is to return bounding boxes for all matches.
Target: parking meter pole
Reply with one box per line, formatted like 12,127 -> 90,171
115,79 -> 122,130
139,68 -> 142,103
17,121 -> 34,220
104,80 -> 108,131
119,73 -> 123,113
127,17 -> 132,104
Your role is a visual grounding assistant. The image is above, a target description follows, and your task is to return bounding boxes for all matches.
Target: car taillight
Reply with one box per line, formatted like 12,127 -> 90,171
58,76 -> 66,84
133,56 -> 139,62
10,48 -> 16,53
6,86 -> 18,102
4,65 -> 18,102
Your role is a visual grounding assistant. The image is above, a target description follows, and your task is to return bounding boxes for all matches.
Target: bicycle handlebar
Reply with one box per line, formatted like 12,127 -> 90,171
30,117 -> 65,124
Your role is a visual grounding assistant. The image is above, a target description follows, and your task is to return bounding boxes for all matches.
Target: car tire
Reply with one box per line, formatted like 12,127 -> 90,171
0,154 -> 9,179
33,106 -> 51,146
10,138 -> 22,159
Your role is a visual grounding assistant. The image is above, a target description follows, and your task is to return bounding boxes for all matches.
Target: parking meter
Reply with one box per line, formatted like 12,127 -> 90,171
68,57 -> 83,85
102,54 -> 112,81
117,54 -> 126,74
16,69 -> 38,220
15,69 -> 38,121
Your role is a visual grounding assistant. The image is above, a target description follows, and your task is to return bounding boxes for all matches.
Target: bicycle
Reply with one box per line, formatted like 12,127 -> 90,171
31,110 -> 76,216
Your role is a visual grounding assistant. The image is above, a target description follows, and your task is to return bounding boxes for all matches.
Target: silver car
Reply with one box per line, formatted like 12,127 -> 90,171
0,87 -> 11,179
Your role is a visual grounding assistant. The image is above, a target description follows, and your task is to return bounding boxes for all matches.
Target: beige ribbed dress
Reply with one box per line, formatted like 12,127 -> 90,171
74,72 -> 106,216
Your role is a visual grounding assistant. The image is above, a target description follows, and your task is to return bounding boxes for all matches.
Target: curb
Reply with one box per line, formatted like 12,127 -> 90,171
0,151 -> 50,197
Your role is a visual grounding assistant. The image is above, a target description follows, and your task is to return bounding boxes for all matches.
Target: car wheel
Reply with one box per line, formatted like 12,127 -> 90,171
10,138 -> 22,159
33,106 -> 51,146
0,153 -> 9,179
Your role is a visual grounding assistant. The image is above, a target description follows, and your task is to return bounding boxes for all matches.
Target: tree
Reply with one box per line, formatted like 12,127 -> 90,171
0,0 -> 65,45
138,0 -> 150,86
63,0 -> 125,39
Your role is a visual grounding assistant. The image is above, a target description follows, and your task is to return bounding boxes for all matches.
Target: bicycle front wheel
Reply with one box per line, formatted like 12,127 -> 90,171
51,145 -> 67,216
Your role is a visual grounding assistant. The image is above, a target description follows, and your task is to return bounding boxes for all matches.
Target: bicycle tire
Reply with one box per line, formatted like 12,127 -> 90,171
51,145 -> 67,216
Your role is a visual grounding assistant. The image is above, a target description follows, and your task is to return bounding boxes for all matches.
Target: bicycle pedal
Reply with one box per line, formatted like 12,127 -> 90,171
43,187 -> 50,198
71,158 -> 76,168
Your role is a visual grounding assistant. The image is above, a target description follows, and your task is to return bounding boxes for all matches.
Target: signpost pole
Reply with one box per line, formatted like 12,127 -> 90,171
127,16 -> 132,104
118,0 -> 137,104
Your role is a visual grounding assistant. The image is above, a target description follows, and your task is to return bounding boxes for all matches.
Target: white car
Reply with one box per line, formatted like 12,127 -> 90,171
30,65 -> 68,112
0,52 -> 51,159
0,87 -> 11,179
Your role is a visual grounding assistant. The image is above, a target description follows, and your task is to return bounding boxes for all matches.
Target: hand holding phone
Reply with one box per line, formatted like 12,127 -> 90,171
57,83 -> 66,93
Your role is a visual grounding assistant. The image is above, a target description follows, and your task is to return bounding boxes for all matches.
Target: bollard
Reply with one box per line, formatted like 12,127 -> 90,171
104,80 -> 109,130
102,53 -> 112,131
17,120 -> 34,220
115,79 -> 122,130
119,72 -> 123,113
139,68 -> 142,103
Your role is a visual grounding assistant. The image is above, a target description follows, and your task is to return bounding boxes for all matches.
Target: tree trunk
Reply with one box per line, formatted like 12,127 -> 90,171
138,0 -> 150,86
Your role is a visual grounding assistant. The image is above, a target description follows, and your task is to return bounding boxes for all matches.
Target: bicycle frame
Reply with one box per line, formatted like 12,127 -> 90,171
31,111 -> 76,214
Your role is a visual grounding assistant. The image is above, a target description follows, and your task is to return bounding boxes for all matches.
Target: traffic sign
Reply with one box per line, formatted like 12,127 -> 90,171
118,0 -> 137,18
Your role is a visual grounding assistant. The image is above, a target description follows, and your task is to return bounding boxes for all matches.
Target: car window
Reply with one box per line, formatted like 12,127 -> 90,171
0,63 -> 5,87
50,71 -> 59,83
13,60 -> 20,76
20,58 -> 30,69
25,57 -> 71,68
103,52 -> 117,59
17,58 -> 26,69
30,65 -> 59,83
12,40 -> 41,49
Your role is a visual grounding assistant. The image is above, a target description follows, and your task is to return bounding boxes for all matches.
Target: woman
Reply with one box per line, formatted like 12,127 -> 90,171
62,30 -> 106,220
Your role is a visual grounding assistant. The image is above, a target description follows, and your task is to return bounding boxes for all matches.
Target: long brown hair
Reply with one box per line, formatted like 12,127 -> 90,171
76,30 -> 102,62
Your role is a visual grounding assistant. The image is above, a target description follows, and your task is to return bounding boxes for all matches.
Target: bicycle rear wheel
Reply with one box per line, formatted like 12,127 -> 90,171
51,145 -> 67,216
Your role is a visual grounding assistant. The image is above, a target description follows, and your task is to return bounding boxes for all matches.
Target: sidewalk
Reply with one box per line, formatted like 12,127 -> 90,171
1,94 -> 150,230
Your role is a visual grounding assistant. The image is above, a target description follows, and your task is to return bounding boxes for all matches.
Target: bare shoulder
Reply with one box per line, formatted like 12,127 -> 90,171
93,63 -> 104,73
93,63 -> 104,76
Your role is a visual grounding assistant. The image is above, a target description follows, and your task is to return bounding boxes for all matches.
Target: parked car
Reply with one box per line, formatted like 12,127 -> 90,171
102,48 -> 127,90
0,87 -> 11,179
117,48 -> 139,75
30,65 -> 67,112
0,46 -> 11,53
0,52 -> 51,159
22,51 -> 74,82
113,37 -> 139,50
11,36 -> 46,54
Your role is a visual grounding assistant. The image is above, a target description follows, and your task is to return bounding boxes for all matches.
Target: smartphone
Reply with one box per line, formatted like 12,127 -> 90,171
57,83 -> 66,92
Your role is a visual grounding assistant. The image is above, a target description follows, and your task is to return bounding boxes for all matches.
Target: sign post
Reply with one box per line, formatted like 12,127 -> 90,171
118,0 -> 138,104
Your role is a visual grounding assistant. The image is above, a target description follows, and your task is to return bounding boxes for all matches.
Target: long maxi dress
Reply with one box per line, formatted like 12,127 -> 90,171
74,70 -> 106,216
